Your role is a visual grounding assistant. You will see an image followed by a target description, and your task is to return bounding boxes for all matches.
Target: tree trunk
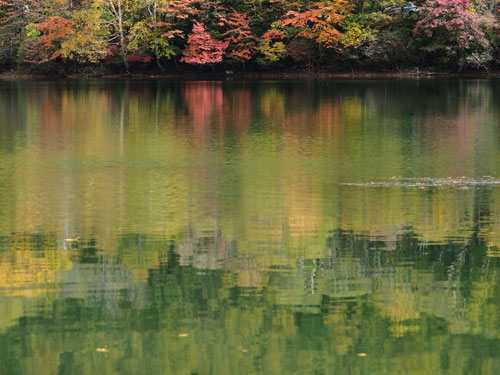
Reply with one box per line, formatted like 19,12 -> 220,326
156,57 -> 164,72
116,0 -> 129,72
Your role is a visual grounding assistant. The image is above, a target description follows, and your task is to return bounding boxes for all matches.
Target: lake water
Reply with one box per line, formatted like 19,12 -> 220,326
1,78 -> 500,374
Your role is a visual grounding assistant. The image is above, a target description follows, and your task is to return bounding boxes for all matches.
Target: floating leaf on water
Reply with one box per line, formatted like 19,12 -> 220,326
96,348 -> 108,353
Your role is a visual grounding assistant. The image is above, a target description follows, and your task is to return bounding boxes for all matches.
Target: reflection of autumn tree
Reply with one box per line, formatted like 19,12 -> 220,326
224,85 -> 253,134
4,237 -> 500,375
258,85 -> 344,136
179,82 -> 346,139
259,87 -> 285,128
179,82 -> 255,139
182,81 -> 224,141
4,80 -> 500,375
0,234 -> 72,297
25,85 -> 73,140
282,137 -> 322,260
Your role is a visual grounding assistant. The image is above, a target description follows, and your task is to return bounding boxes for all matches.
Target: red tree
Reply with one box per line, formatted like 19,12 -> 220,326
413,0 -> 487,50
221,11 -> 255,61
413,0 -> 490,69
180,22 -> 228,65
30,16 -> 74,63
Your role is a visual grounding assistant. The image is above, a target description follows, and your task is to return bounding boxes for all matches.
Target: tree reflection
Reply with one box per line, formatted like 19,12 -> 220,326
1,79 -> 500,374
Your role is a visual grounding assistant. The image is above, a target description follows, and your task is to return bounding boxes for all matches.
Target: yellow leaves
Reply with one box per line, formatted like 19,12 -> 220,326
339,20 -> 373,49
257,38 -> 286,62
60,9 -> 107,63
128,21 -> 152,51
257,23 -> 288,62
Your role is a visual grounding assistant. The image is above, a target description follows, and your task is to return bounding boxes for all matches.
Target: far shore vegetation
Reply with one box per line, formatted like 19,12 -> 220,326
1,0 -> 500,76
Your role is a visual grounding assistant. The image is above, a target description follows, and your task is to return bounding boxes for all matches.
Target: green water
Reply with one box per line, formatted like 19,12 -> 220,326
1,79 -> 500,374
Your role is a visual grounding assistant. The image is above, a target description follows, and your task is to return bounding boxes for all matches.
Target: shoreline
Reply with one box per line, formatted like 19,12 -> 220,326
2,71 -> 500,80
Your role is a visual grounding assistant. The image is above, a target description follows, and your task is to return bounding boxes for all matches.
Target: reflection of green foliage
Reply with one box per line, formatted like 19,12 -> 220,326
1,80 -> 500,374
2,232 -> 500,375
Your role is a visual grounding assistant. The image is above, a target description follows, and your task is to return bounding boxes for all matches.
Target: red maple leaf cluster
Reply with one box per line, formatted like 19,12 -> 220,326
180,22 -> 229,64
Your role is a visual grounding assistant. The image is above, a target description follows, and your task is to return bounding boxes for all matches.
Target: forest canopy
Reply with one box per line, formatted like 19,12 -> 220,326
0,0 -> 499,73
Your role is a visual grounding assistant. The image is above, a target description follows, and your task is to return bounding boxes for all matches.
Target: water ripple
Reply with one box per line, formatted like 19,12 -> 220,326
341,177 -> 500,189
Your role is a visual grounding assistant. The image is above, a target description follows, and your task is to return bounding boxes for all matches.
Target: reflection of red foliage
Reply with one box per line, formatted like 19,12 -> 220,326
180,22 -> 228,65
182,82 -> 224,140
228,88 -> 252,133
181,82 -> 253,140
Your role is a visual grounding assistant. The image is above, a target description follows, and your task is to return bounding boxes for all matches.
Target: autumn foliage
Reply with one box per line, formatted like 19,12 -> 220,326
413,0 -> 492,69
30,16 -> 74,62
0,0 -> 500,71
413,0 -> 487,49
282,0 -> 352,47
222,11 -> 256,61
181,22 -> 228,65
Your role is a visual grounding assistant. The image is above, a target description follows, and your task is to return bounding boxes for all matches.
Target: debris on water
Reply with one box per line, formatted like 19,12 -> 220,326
357,353 -> 368,357
341,177 -> 500,189
65,236 -> 80,243
96,348 -> 108,353
178,333 -> 189,337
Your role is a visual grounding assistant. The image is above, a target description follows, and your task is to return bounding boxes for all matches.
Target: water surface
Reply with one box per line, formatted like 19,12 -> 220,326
1,79 -> 500,374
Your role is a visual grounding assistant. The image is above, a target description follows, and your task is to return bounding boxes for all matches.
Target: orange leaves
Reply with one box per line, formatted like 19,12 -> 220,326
262,29 -> 286,40
160,29 -> 184,39
163,0 -> 200,19
282,0 -> 352,47
149,21 -> 184,39
27,16 -> 74,63
222,11 -> 256,61
33,16 -> 74,50
223,11 -> 253,44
